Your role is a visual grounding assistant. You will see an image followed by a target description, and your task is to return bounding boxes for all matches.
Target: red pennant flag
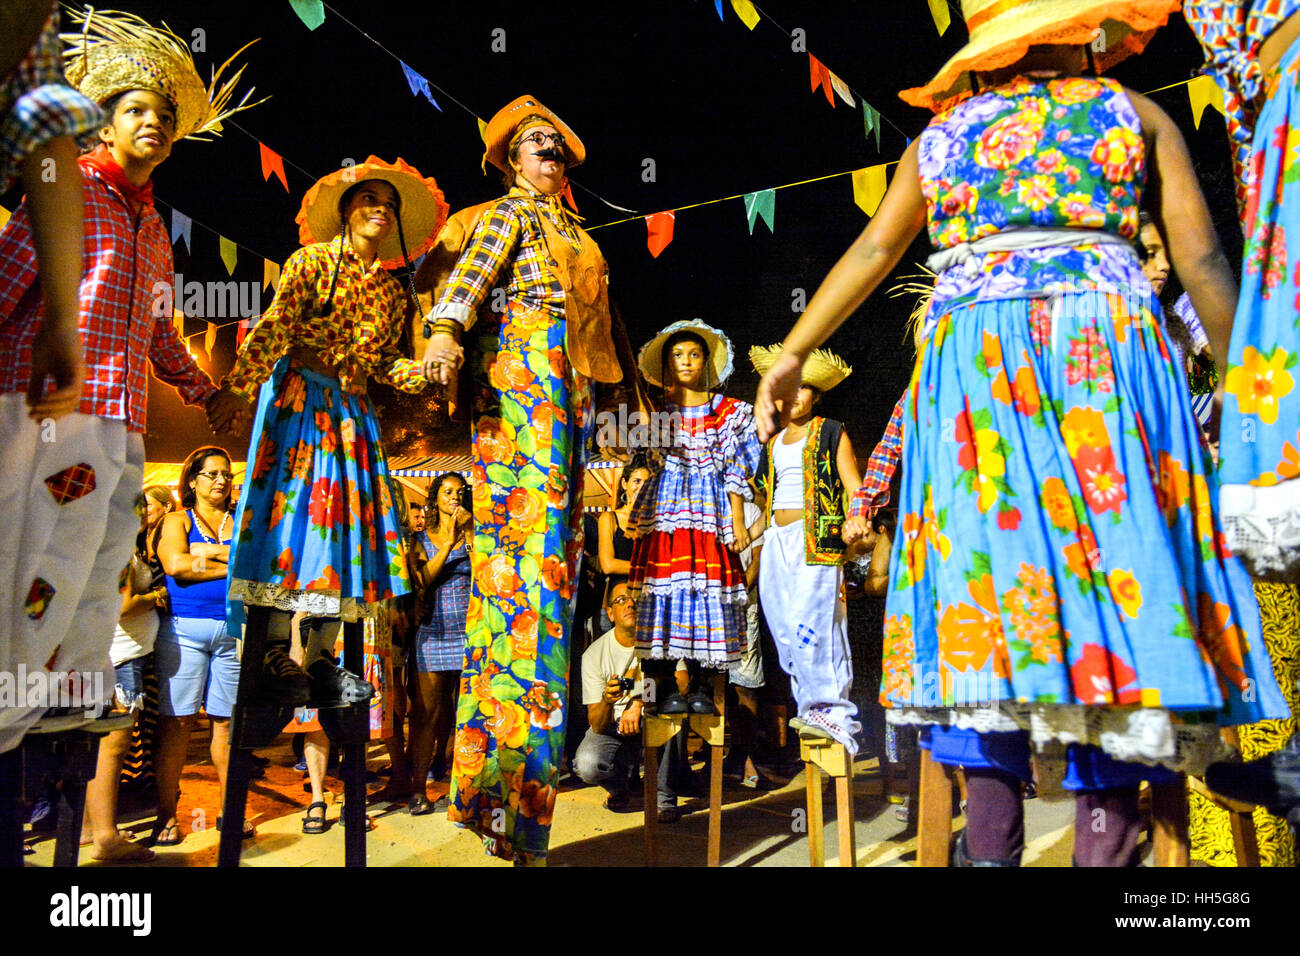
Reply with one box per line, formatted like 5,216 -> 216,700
646,211 -> 676,258
236,319 -> 247,348
561,180 -> 579,214
259,142 -> 289,192
809,54 -> 834,107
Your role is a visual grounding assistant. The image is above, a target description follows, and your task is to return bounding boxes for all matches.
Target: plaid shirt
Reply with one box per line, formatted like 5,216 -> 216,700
849,391 -> 905,520
0,164 -> 216,431
224,238 -> 427,401
430,186 -> 578,326
0,3 -> 104,193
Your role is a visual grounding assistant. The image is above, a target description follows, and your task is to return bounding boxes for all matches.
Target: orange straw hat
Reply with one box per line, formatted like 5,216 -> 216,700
481,94 -> 586,174
900,0 -> 1181,112
297,156 -> 449,270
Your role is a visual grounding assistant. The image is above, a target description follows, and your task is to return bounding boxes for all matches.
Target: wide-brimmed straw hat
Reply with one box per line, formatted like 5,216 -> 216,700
297,156 -> 450,270
900,0 -> 1180,112
749,345 -> 852,393
61,6 -> 263,140
638,319 -> 735,389
481,94 -> 586,174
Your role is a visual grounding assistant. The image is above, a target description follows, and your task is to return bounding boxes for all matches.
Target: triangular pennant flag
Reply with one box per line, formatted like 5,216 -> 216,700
561,180 -> 579,214
288,0 -> 326,30
646,211 -> 676,258
851,165 -> 889,216
263,258 -> 281,291
259,142 -> 288,191
829,71 -> 855,107
400,61 -> 441,111
1187,75 -> 1226,129
172,308 -> 184,338
0,206 -> 9,228
236,319 -> 248,348
219,236 -> 238,275
477,118 -> 488,142
809,54 -> 834,107
927,0 -> 950,35
744,189 -> 775,234
205,322 -> 217,354
170,209 -> 191,252
862,102 -> 881,150
714,0 -> 724,19
731,0 -> 760,29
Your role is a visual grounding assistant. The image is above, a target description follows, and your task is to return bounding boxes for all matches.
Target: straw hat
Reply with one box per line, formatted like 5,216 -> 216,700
61,6 -> 264,140
638,319 -> 735,389
749,345 -> 852,393
297,156 -> 450,270
481,94 -> 586,174
900,0 -> 1180,112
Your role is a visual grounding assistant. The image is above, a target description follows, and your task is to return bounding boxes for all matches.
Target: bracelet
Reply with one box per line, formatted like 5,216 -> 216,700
429,319 -> 463,343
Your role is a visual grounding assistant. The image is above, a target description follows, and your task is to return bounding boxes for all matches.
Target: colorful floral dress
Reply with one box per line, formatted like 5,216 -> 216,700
882,75 -> 1288,772
224,238 -> 424,625
628,395 -> 761,666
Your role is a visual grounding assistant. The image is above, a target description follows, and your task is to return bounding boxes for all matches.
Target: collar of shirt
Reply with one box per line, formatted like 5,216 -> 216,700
507,184 -> 583,228
326,232 -> 394,279
78,144 -> 155,210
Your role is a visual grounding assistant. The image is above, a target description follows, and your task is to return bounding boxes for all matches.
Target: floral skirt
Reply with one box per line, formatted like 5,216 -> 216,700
449,305 -> 591,863
882,290 -> 1289,772
229,360 -> 411,626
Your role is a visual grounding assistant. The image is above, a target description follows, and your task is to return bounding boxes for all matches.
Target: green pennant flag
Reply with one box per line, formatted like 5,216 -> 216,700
862,102 -> 881,150
744,189 -> 775,234
288,0 -> 326,30
219,236 -> 238,275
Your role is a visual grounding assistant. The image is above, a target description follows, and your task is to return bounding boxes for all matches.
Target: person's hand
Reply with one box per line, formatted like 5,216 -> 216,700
1205,381 -> 1225,448
755,350 -> 803,442
602,675 -> 624,705
26,324 -> 85,421
619,699 -> 643,736
843,515 -> 872,547
206,387 -> 252,435
729,514 -> 751,554
421,331 -> 465,387
453,505 -> 473,532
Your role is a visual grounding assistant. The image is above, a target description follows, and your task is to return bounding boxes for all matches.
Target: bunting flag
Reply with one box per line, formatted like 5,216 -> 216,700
477,117 -> 488,142
205,322 -> 217,354
731,0 -> 760,29
646,211 -> 676,257
259,142 -> 288,191
219,236 -> 238,275
829,72 -> 855,107
0,206 -> 9,228
809,54 -> 835,106
852,164 -> 889,216
400,61 -> 441,111
714,0 -> 724,19
1187,74 -> 1226,129
236,319 -> 248,348
927,0 -> 951,35
862,102 -> 881,149
172,308 -> 184,338
561,181 -> 579,214
288,0 -> 326,30
744,189 -> 775,234
263,258 -> 281,291
170,210 -> 191,252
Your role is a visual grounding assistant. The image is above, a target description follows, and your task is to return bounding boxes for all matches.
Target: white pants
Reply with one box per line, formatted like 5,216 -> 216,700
0,397 -> 143,753
759,518 -> 859,753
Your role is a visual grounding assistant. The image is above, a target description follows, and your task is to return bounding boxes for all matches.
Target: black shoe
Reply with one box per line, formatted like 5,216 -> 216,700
408,793 -> 433,816
687,691 -> 717,715
307,659 -> 376,708
1205,733 -> 1300,825
260,648 -> 310,706
951,831 -> 1020,867
238,702 -> 297,749
657,692 -> 689,715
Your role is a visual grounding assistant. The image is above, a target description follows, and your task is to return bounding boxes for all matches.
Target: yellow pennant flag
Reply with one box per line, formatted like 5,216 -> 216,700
219,236 -> 238,275
852,165 -> 889,216
477,118 -> 488,143
263,258 -> 281,291
172,308 -> 185,337
0,206 -> 9,228
205,321 -> 217,354
1187,75 -> 1225,129
829,72 -> 855,107
927,0 -> 950,35
731,0 -> 760,29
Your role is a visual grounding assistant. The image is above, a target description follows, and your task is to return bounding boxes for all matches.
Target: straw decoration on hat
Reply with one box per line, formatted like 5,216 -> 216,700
637,319 -> 735,390
887,265 -> 938,355
900,0 -> 1181,112
297,156 -> 450,271
749,345 -> 852,394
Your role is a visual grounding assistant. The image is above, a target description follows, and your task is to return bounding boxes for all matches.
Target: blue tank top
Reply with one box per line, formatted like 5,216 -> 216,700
164,509 -> 230,620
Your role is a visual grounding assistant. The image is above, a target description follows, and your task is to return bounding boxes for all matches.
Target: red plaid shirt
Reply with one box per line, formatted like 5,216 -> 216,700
849,391 -> 905,520
0,162 -> 216,431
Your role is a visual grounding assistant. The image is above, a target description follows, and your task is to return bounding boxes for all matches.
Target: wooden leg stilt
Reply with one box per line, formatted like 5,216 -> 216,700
707,671 -> 724,868
917,747 -> 953,867
1150,776 -> 1190,867
806,759 -> 824,867
835,771 -> 856,867
218,605 -> 270,868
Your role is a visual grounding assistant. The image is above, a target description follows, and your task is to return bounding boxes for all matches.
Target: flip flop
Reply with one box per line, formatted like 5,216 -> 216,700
150,822 -> 182,847
215,815 -> 255,840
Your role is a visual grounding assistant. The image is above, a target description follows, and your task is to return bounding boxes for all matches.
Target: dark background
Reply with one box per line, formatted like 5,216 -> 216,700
44,1 -> 1239,462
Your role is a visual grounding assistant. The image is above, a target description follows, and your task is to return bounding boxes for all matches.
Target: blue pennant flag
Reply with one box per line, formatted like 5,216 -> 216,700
170,210 -> 191,252
400,61 -> 441,111
715,0 -> 724,18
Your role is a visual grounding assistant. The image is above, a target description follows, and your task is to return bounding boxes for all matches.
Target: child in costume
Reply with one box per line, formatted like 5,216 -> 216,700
755,0 -> 1290,866
750,345 -> 862,752
628,320 -> 761,712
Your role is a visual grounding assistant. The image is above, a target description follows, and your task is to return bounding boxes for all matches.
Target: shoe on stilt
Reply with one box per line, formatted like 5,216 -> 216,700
260,647 -> 311,706
951,830 -> 1020,867
686,690 -> 716,715
307,659 -> 376,707
1205,733 -> 1300,826
656,692 -> 689,716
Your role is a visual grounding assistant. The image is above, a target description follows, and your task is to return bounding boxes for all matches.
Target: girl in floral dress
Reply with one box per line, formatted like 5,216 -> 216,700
756,0 -> 1289,866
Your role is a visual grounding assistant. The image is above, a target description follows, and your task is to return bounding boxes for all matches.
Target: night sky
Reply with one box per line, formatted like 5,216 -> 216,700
45,1 -> 1239,462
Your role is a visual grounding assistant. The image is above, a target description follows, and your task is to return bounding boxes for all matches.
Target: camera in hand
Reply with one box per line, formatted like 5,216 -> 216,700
615,676 -> 635,692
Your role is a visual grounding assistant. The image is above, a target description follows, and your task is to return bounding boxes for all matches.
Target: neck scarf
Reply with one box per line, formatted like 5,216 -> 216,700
78,144 -> 155,209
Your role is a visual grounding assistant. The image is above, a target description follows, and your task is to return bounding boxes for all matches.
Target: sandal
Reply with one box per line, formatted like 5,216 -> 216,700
301,801 -> 328,834
150,821 -> 182,846
215,815 -> 255,840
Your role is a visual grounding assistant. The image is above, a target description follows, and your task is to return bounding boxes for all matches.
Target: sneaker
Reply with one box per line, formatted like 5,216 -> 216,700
260,648 -> 311,706
307,659 -> 375,707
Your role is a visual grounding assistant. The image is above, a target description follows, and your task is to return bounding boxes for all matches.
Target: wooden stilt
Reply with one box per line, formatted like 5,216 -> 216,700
217,604 -> 270,868
799,735 -> 854,866
642,713 -> 683,866
917,747 -> 953,867
1150,776 -> 1190,867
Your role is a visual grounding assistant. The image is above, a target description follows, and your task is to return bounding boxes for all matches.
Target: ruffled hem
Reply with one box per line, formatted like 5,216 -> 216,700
230,579 -> 384,622
885,702 -> 1231,774
1219,480 -> 1300,581
899,1 -> 1181,112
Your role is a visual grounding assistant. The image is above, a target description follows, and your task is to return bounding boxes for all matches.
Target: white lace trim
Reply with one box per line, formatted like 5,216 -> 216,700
1219,480 -> 1300,579
229,580 -> 383,622
884,703 -> 1231,775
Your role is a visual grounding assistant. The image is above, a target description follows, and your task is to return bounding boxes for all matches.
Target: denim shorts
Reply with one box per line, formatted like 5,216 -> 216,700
113,653 -> 152,712
154,616 -> 239,718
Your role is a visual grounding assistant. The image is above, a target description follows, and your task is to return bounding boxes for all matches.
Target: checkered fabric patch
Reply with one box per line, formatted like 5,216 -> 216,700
44,463 -> 96,504
25,577 -> 55,620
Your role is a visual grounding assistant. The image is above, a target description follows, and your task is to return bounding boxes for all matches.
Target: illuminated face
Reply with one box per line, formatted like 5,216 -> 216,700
437,476 -> 466,517
606,580 -> 637,628
788,385 -> 819,420
1139,222 -> 1170,296
100,90 -> 176,167
191,454 -> 232,505
669,339 -> 707,389
621,468 -> 650,508
512,123 -> 567,194
344,180 -> 398,244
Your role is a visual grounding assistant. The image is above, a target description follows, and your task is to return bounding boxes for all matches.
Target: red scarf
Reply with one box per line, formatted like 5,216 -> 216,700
78,144 -> 155,209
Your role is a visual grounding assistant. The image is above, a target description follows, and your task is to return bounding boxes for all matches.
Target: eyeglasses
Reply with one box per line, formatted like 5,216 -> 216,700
609,595 -> 634,607
519,130 -> 566,150
197,470 -> 233,481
